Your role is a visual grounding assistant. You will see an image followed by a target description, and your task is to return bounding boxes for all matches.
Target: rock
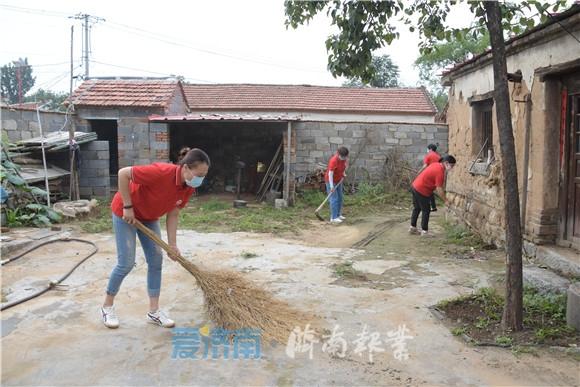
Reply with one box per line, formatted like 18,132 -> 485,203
53,199 -> 99,218
523,266 -> 571,294
566,283 -> 580,331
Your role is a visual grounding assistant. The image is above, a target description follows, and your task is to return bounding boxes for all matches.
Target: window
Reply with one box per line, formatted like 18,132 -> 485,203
471,99 -> 494,159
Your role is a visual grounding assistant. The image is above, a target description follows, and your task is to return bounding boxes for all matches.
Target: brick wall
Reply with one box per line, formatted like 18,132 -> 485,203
293,121 -> 448,181
1,107 -> 69,142
79,141 -> 111,199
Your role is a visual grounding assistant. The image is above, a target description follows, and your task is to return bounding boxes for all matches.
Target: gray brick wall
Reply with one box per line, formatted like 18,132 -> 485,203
1,107 -> 69,142
79,141 -> 111,199
294,121 -> 449,181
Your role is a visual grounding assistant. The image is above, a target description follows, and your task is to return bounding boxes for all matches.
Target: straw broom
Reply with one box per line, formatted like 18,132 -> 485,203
134,220 -> 312,343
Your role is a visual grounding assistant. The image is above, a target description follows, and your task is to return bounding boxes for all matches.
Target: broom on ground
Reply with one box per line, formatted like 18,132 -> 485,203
133,219 -> 312,342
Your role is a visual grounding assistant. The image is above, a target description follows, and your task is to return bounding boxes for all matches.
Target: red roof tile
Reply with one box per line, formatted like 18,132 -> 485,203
69,79 -> 180,108
183,84 -> 437,115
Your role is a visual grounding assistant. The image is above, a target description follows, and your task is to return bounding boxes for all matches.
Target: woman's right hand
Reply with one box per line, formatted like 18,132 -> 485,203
123,208 -> 136,224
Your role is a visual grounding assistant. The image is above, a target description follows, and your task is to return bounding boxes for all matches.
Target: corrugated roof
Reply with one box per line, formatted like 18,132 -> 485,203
69,79 -> 181,108
149,113 -> 301,122
183,84 -> 437,115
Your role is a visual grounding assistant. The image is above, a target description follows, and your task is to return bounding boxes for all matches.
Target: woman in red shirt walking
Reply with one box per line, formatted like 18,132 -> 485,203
101,148 -> 210,329
409,155 -> 456,236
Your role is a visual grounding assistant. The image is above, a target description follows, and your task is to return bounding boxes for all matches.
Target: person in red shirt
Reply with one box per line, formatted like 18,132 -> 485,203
417,144 -> 441,212
409,155 -> 456,236
325,147 -> 349,224
101,148 -> 210,329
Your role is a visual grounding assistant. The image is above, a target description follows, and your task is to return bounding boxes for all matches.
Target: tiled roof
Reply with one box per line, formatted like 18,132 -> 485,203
69,79 -> 181,108
183,84 -> 437,115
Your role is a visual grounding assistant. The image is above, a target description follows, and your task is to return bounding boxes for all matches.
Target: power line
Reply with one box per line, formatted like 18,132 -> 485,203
0,3 -> 69,17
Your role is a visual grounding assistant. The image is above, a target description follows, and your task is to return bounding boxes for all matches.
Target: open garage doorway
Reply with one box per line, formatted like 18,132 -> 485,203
169,121 -> 286,198
89,119 -> 118,189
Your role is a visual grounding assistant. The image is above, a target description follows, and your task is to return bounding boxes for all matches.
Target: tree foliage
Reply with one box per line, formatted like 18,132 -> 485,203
25,89 -> 69,112
343,54 -> 399,88
1,58 -> 36,104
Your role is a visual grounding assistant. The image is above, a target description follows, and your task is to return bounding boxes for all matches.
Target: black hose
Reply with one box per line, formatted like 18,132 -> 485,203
1,237 -> 98,311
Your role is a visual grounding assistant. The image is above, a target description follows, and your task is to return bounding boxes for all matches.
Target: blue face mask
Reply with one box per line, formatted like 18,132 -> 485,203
186,175 -> 204,188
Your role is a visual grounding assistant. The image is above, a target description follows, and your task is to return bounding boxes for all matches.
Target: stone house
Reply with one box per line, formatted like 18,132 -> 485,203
69,80 -> 446,203
442,6 -> 580,257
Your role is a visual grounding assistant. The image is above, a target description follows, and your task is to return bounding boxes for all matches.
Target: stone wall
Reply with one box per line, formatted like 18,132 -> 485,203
79,141 -> 111,199
1,107 -> 69,142
293,121 -> 448,181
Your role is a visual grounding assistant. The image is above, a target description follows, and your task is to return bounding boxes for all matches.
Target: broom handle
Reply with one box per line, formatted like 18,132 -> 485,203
315,179 -> 343,213
133,219 -> 188,267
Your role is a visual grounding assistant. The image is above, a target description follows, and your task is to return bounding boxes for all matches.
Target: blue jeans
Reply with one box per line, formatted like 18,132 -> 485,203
326,182 -> 343,220
106,214 -> 164,298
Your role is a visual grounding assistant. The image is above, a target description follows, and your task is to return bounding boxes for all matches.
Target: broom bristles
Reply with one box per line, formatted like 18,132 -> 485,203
180,260 -> 314,343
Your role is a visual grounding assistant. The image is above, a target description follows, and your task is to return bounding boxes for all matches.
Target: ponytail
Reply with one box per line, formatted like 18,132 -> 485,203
439,155 -> 457,164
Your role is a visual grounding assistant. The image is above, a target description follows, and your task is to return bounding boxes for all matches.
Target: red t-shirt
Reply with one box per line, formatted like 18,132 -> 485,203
324,154 -> 347,184
423,150 -> 440,166
412,162 -> 445,197
111,163 -> 195,221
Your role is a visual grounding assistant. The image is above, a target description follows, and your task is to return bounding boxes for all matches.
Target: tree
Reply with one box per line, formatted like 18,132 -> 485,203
1,58 -> 36,104
286,0 -> 567,331
343,54 -> 400,87
25,89 -> 69,112
415,33 -> 490,111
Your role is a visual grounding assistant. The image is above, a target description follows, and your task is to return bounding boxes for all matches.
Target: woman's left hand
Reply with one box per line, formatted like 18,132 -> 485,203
167,244 -> 181,261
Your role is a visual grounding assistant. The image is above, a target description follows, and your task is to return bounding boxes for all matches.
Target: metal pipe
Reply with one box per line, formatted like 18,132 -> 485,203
36,102 -> 52,206
284,121 -> 292,205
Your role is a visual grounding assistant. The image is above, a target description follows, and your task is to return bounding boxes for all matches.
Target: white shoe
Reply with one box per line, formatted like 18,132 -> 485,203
420,230 -> 433,237
339,216 -> 346,220
101,306 -> 119,329
409,226 -> 419,235
147,309 -> 175,328
330,218 -> 343,224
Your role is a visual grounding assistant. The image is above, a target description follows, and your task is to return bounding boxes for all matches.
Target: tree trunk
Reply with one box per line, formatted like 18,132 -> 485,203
484,1 -> 523,331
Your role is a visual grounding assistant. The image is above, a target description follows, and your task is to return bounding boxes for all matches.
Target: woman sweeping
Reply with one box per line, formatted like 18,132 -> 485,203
325,146 -> 349,224
409,155 -> 456,237
101,148 -> 210,329
417,144 -> 441,212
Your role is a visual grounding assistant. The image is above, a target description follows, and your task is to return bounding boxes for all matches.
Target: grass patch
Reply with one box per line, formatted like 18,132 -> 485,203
72,201 -> 112,233
332,261 -> 367,281
437,287 -> 579,347
451,327 -> 467,336
442,220 -> 486,249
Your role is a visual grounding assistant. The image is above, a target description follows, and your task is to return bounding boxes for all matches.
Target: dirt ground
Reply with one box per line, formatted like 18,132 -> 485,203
1,211 -> 579,386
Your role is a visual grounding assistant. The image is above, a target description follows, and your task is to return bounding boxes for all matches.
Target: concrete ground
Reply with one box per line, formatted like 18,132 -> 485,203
1,212 -> 579,386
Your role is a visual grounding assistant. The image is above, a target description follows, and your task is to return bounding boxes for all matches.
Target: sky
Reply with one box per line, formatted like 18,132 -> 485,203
0,0 -> 475,95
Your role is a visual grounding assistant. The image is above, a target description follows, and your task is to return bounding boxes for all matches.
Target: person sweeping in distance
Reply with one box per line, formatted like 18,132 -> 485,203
409,155 -> 456,237
324,146 -> 349,224
416,143 -> 441,212
101,148 -> 210,329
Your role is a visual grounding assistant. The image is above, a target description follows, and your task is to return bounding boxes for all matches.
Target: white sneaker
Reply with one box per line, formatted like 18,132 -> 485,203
330,218 -> 343,224
101,306 -> 119,329
147,309 -> 175,328
420,230 -> 433,237
409,226 -> 419,235
339,216 -> 346,220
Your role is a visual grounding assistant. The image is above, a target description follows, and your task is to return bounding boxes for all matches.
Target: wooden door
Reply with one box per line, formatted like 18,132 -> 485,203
566,93 -> 580,244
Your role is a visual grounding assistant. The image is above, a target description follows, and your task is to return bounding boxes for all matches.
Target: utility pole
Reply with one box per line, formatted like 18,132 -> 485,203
70,25 -> 74,96
71,13 -> 105,80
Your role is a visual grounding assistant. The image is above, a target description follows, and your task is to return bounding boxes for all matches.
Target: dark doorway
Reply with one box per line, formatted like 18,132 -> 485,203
89,119 -> 118,187
169,121 -> 285,195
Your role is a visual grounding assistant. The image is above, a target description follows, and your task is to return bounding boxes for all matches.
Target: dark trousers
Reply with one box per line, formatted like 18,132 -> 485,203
430,194 -> 437,210
411,188 -> 432,231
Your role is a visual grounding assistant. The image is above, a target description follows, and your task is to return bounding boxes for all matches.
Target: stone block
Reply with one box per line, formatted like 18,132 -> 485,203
88,141 -> 110,151
79,187 -> 92,197
315,144 -> 331,152
87,160 -> 109,169
310,150 -> 323,157
421,133 -> 435,140
352,130 -> 365,138
309,129 -> 323,137
523,266 -> 570,294
400,139 -> 413,146
329,137 -> 343,145
20,131 -> 33,140
82,168 -> 98,178
28,121 -> 40,131
566,283 -> 580,331
385,138 -> 399,144
394,132 -> 407,139
92,187 -> 110,198
3,119 -> 17,130
425,126 -> 438,133
301,137 -> 315,144
435,132 -> 448,140
89,177 -> 109,187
